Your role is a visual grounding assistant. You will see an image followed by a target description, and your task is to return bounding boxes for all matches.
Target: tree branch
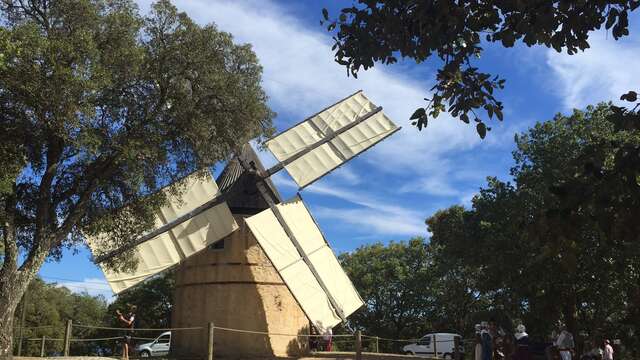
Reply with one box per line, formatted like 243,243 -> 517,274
54,157 -> 119,244
19,154 -> 120,273
0,186 -> 18,274
13,0 -> 49,30
34,137 -> 62,242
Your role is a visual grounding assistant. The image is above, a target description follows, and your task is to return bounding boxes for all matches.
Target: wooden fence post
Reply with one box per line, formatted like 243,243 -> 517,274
453,336 -> 460,360
433,334 -> 437,359
63,319 -> 72,356
40,335 -> 46,357
355,331 -> 362,360
375,336 -> 379,353
207,322 -> 215,360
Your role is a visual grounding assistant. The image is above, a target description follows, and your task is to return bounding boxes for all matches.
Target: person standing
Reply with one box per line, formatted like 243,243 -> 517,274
489,320 -> 502,360
309,324 -> 319,351
116,304 -> 137,360
512,324 -> 531,360
475,324 -> 483,360
481,322 -> 493,360
603,340 -> 613,360
555,326 -> 575,360
322,326 -> 333,352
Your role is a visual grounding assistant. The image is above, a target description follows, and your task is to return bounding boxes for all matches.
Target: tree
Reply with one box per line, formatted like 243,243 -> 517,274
426,103 -> 640,354
12,277 -> 108,356
323,1 -> 639,138
0,0 -> 274,356
339,238 -> 437,352
339,237 -> 487,352
510,102 -> 640,350
426,208 -> 492,336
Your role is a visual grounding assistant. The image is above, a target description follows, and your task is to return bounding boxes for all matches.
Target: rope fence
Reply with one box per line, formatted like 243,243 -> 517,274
211,325 -> 353,338
14,320 -> 468,360
71,323 -> 204,332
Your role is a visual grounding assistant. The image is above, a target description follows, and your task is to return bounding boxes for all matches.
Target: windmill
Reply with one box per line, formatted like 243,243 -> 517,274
88,90 -> 400,357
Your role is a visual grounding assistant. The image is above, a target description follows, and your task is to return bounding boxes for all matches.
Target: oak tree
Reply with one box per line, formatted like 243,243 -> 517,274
0,0 -> 273,356
427,103 -> 640,353
339,238 -> 437,352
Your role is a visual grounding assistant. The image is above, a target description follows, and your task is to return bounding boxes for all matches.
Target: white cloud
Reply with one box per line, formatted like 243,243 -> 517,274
53,278 -> 114,302
275,177 -> 426,236
330,167 -> 361,186
313,206 -> 426,237
460,191 -> 477,207
399,169 -> 461,197
137,0 -> 491,198
546,32 -> 640,110
134,0 -> 526,240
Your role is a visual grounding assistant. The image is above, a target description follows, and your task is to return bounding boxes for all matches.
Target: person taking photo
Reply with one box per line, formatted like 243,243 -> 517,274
116,304 -> 137,360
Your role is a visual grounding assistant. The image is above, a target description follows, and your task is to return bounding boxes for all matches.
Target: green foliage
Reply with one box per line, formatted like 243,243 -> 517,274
13,278 -> 108,356
339,238 -> 432,341
76,271 -> 177,356
14,273 -> 176,356
0,0 -> 273,351
339,238 -> 431,352
426,103 -> 640,353
0,0 -> 272,276
0,28 -> 24,199
323,1 -> 638,137
106,271 -> 174,330
336,224 -> 496,347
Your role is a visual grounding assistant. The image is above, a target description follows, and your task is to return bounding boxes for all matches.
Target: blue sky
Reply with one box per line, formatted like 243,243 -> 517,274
38,0 -> 640,300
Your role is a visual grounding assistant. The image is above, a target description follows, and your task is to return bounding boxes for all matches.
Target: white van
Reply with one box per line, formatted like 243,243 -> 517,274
403,333 -> 463,359
136,331 -> 171,357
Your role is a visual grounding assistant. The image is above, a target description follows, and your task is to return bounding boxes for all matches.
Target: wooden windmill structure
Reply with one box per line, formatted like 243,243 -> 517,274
89,91 -> 400,357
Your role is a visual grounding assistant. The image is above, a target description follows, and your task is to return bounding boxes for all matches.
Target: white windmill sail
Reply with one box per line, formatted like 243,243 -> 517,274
245,195 -> 364,330
265,91 -> 399,189
88,173 -> 238,294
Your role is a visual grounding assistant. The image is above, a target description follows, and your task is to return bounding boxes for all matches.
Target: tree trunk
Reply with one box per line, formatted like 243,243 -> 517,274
0,272 -> 24,359
0,264 -> 41,359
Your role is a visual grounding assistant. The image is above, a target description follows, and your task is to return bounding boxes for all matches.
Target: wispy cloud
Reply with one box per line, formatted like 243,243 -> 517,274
276,177 -> 426,236
53,277 -> 114,302
330,167 -> 362,186
139,0 -> 501,200
399,172 -> 462,197
133,0 -> 543,242
546,31 -> 640,110
313,206 -> 426,237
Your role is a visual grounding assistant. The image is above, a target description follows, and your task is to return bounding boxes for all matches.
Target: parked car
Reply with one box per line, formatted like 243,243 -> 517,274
403,333 -> 464,359
136,331 -> 171,357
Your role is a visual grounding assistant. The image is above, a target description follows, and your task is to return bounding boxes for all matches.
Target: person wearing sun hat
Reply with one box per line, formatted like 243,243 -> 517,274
512,324 -> 531,360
